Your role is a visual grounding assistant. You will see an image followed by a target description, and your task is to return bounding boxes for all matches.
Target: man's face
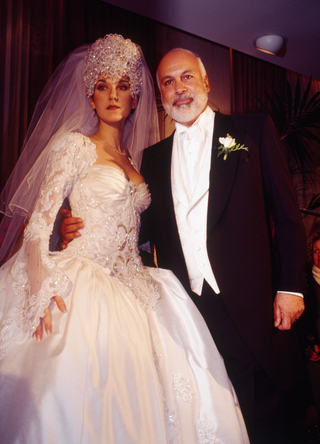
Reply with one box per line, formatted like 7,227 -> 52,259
157,49 -> 210,127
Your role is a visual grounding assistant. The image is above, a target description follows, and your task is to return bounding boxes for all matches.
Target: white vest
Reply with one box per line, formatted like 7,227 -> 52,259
171,107 -> 220,295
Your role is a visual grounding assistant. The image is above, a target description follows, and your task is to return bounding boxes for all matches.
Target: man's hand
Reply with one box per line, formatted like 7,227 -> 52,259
274,292 -> 305,331
60,208 -> 84,249
33,296 -> 67,341
306,345 -> 320,362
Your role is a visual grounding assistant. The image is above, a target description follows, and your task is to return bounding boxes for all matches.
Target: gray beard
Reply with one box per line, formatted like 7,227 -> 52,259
163,92 -> 208,124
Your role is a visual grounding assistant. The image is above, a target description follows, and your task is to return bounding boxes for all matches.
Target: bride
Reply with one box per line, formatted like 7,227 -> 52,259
0,34 -> 249,443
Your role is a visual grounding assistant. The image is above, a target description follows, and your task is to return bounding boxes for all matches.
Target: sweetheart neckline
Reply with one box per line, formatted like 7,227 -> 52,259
90,163 -> 146,188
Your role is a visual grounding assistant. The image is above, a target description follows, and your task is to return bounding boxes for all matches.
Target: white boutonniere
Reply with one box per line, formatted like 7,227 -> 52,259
217,134 -> 248,160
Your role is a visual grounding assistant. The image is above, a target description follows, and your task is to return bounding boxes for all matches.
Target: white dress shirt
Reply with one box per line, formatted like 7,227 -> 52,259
171,106 -> 219,295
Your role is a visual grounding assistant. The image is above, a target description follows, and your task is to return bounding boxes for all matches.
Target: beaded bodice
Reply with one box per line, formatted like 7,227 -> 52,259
61,164 -> 159,309
66,164 -> 149,269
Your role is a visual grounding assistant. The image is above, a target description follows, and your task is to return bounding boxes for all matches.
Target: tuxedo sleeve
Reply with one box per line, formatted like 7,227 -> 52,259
260,115 -> 307,294
139,156 -> 152,247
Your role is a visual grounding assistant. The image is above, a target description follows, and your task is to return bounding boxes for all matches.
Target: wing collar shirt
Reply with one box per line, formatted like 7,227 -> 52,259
171,106 -> 220,296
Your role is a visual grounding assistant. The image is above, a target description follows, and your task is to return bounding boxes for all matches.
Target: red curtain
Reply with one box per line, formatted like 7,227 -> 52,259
1,0 -> 317,192
0,0 -> 158,191
230,49 -> 286,115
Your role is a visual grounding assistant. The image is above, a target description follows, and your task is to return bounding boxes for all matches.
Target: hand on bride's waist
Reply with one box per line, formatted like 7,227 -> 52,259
60,208 -> 84,250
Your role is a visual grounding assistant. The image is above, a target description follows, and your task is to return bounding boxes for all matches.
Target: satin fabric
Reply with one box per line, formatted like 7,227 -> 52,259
0,162 -> 248,443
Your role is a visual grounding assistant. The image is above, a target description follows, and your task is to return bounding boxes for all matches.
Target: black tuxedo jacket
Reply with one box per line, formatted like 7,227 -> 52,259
140,112 -> 307,389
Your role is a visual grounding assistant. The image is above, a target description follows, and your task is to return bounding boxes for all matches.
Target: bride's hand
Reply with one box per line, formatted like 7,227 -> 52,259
33,296 -> 67,341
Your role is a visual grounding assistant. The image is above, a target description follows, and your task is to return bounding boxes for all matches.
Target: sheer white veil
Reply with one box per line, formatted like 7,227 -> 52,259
0,39 -> 159,263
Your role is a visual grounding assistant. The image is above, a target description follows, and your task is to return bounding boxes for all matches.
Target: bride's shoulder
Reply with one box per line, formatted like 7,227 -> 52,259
50,132 -> 97,171
51,131 -> 89,151
67,132 -> 94,146
71,133 -> 97,169
66,132 -> 96,154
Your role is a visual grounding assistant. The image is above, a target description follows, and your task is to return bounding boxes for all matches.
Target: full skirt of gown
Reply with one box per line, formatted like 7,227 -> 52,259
0,135 -> 248,444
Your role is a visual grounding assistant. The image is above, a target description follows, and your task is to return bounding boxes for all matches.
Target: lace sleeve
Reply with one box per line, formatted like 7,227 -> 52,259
0,132 -> 97,357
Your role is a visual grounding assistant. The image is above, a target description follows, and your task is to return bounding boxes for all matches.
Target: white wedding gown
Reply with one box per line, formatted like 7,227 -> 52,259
0,133 -> 248,444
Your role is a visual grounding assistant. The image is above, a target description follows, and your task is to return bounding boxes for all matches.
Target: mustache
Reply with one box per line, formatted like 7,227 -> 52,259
172,93 -> 195,106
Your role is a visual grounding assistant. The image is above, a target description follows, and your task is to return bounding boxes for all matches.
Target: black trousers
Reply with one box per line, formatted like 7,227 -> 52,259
190,280 -> 302,444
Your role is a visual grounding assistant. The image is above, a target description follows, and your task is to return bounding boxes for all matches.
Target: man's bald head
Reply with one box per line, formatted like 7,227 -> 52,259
156,48 -> 210,127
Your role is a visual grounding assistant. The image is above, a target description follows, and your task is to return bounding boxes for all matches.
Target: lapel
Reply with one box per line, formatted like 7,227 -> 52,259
153,132 -> 175,211
156,132 -> 174,179
155,114 -> 246,238
154,132 -> 174,163
207,112 -> 246,235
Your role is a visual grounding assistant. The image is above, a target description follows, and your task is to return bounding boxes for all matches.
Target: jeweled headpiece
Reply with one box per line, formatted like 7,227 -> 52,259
83,34 -> 143,98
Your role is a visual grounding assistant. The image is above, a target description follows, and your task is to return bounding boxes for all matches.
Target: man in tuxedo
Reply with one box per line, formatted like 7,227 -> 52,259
139,48 -> 307,443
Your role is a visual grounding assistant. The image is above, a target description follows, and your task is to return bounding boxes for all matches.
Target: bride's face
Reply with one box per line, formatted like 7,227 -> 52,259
89,75 -> 137,124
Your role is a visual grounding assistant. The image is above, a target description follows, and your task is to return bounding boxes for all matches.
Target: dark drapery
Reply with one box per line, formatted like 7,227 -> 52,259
1,0 -> 319,192
0,0 -> 158,191
231,49 -> 287,114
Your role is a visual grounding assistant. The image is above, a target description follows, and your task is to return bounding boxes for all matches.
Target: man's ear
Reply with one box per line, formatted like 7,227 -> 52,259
131,96 -> 138,110
204,75 -> 210,93
89,96 -> 96,110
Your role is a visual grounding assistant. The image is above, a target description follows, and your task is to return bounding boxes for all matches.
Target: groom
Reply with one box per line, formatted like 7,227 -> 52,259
139,48 -> 307,443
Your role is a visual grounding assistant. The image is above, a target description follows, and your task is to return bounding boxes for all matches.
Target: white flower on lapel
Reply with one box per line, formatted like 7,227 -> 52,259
217,134 -> 248,160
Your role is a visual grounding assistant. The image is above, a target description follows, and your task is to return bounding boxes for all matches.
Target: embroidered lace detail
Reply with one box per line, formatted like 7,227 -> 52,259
160,385 -> 180,444
0,257 -> 72,359
172,374 -> 193,403
0,133 -> 97,358
196,413 -> 223,444
63,169 -> 160,311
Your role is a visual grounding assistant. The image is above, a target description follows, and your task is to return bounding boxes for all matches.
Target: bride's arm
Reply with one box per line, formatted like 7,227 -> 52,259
0,133 -> 96,356
25,133 -> 98,339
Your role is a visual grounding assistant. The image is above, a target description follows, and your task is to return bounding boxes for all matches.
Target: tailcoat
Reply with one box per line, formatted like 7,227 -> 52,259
140,112 -> 307,390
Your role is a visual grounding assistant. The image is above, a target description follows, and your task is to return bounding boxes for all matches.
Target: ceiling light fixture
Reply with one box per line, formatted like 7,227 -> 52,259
254,35 -> 285,55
